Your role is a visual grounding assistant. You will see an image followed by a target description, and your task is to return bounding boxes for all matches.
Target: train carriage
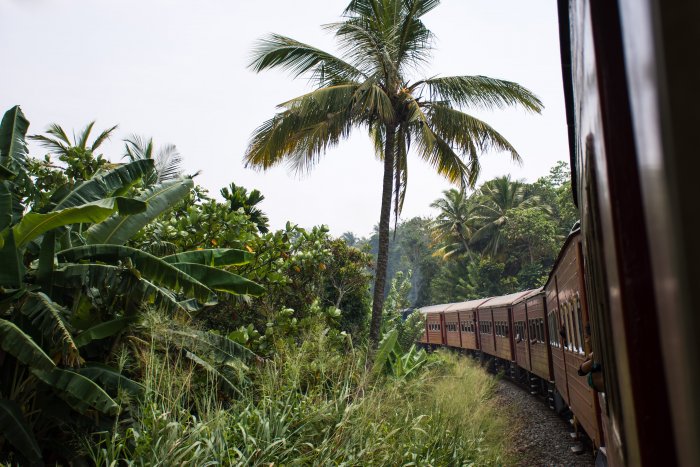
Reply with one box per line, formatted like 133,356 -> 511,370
477,291 -> 532,361
419,304 -> 449,346
442,307 -> 462,348
545,228 -> 602,448
448,298 -> 490,351
512,288 -> 549,379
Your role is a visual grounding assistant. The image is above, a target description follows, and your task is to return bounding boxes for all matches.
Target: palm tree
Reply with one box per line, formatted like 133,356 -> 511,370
430,188 -> 476,259
244,0 -> 543,345
123,134 -> 183,187
30,121 -> 118,181
472,175 -> 548,257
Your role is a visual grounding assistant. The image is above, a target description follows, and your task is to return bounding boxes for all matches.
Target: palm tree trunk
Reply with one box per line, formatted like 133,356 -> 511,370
369,124 -> 396,348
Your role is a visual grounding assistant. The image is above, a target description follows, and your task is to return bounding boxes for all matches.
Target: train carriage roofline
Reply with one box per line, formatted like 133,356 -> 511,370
444,297 -> 493,312
544,226 -> 581,290
417,303 -> 454,315
511,287 -> 544,306
476,290 -> 535,310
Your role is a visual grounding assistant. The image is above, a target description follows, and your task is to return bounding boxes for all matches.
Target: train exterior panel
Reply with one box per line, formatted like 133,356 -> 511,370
443,311 -> 461,348
525,292 -> 551,381
477,308 -> 495,356
419,304 -> 449,345
546,280 -> 568,405
448,298 -> 490,351
512,298 -> 530,372
546,231 -> 601,448
477,291 -> 531,360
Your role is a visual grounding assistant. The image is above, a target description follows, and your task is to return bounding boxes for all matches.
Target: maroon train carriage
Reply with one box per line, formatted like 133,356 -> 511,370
476,291 -> 533,371
544,228 -> 602,449
511,288 -> 553,395
442,305 -> 462,349
419,303 -> 450,346
449,298 -> 491,352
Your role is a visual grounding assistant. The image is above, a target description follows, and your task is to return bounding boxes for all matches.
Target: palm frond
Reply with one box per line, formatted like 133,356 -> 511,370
77,121 -> 95,149
28,134 -> 68,155
45,124 -> 71,145
90,124 -> 118,151
245,86 -> 359,172
414,75 -> 543,113
249,34 -> 365,86
154,144 -> 182,183
425,103 -> 522,183
406,99 -> 472,187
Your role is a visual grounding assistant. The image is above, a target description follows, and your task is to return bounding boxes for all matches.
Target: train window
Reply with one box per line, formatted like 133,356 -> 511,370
576,297 -> 585,354
549,312 -> 558,347
570,299 -> 580,352
539,318 -> 545,343
504,322 -> 509,337
565,303 -> 574,351
571,299 -> 580,352
569,302 -> 578,351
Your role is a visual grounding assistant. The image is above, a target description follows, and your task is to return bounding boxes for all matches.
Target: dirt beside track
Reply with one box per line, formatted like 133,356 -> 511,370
497,379 -> 595,466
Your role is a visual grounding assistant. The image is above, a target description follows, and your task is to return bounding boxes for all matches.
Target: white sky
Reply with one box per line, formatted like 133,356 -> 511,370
1,0 -> 567,238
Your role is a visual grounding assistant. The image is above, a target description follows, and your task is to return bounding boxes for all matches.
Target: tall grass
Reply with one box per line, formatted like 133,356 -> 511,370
85,327 -> 510,466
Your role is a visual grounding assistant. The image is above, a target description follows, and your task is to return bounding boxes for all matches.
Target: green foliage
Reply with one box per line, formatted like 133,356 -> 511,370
0,106 -> 263,464
86,334 -> 509,466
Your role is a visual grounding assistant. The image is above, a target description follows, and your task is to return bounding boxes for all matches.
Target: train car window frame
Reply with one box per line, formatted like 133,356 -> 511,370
575,294 -> 585,354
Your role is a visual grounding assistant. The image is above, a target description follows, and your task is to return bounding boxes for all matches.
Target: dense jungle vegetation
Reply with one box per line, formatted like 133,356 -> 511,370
0,106 -> 523,465
0,2 -> 575,464
0,103 -> 572,465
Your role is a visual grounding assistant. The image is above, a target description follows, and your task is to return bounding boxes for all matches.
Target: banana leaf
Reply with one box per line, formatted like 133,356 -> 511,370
85,176 -> 193,245
161,248 -> 253,267
58,245 -> 214,303
76,363 -> 144,398
0,106 -> 29,173
32,367 -> 119,415
372,329 -> 398,377
171,262 -> 265,296
0,229 -> 24,287
0,399 -> 42,464
11,197 -> 146,249
0,180 -> 11,232
36,230 -> 56,294
52,263 -> 192,316
73,316 -> 133,348
18,292 -> 81,367
0,318 -> 55,371
52,159 -> 155,211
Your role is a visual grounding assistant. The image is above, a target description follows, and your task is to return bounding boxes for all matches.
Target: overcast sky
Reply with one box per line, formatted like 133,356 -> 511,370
1,0 -> 567,237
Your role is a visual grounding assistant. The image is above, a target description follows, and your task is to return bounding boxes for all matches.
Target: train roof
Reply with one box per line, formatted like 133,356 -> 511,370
477,290 -> 534,309
418,303 -> 453,314
544,226 -> 582,290
444,298 -> 492,312
512,287 -> 544,305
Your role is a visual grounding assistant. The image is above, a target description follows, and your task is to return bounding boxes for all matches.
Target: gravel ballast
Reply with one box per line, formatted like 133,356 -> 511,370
496,378 -> 595,466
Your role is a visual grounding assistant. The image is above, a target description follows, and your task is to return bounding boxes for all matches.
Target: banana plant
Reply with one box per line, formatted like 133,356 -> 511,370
372,328 -> 428,380
0,106 -> 264,463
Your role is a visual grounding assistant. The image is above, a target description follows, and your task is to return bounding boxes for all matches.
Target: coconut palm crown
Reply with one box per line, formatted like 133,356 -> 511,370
430,188 -> 476,259
244,0 -> 543,345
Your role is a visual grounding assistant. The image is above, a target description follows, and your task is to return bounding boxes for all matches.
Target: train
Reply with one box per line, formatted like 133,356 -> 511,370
419,0 -> 700,465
